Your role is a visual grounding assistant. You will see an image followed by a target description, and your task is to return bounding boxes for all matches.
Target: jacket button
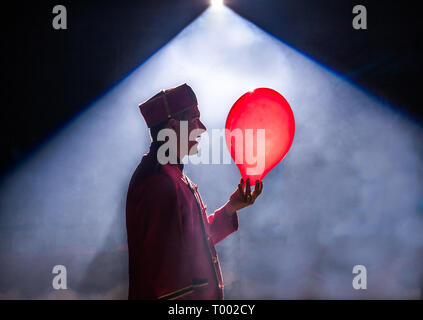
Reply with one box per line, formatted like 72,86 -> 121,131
212,257 -> 217,263
219,283 -> 224,289
207,236 -> 211,241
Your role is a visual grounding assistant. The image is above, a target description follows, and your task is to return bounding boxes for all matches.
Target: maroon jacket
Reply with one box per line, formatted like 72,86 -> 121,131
126,143 -> 238,300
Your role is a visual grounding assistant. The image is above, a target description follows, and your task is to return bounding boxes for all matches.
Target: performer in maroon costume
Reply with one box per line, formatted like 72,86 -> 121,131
126,83 -> 263,300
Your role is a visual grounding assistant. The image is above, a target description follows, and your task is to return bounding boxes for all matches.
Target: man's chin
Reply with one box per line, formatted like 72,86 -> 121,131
188,143 -> 199,156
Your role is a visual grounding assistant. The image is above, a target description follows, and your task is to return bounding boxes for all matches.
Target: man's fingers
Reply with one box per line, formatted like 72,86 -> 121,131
239,178 -> 263,203
239,178 -> 246,197
254,180 -> 260,193
246,178 -> 251,202
252,180 -> 263,202
256,181 -> 263,195
240,178 -> 245,190
238,183 -> 244,197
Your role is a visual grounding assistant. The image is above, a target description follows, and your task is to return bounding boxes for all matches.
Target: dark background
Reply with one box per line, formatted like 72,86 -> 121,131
1,0 -> 421,176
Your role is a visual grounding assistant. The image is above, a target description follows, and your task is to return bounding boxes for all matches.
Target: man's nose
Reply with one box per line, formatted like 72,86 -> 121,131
198,120 -> 207,132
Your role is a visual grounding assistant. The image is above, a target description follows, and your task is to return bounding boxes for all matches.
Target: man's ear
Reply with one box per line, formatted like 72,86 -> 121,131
166,118 -> 179,131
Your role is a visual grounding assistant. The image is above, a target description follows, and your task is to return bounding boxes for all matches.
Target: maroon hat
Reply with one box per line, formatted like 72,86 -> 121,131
138,83 -> 198,128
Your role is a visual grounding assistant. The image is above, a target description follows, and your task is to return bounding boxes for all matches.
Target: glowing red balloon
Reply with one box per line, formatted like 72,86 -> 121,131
225,88 -> 295,185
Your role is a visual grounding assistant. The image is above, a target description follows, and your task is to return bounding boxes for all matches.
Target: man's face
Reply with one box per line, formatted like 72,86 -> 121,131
184,106 -> 207,155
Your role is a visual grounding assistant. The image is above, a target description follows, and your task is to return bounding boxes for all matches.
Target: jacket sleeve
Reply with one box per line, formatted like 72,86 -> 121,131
206,206 -> 239,245
133,174 -> 195,300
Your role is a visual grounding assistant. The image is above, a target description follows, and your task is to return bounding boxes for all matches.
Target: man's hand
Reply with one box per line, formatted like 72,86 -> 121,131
224,178 -> 263,216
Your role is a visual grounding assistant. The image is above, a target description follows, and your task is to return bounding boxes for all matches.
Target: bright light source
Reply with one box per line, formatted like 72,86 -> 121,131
211,0 -> 224,10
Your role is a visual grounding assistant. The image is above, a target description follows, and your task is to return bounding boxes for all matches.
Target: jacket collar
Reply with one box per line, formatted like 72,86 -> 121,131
149,141 -> 184,172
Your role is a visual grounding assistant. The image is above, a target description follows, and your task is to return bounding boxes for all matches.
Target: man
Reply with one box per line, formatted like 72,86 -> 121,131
126,83 -> 263,300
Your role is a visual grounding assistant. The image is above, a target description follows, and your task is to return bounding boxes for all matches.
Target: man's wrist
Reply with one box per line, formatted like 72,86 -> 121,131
223,202 -> 236,217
